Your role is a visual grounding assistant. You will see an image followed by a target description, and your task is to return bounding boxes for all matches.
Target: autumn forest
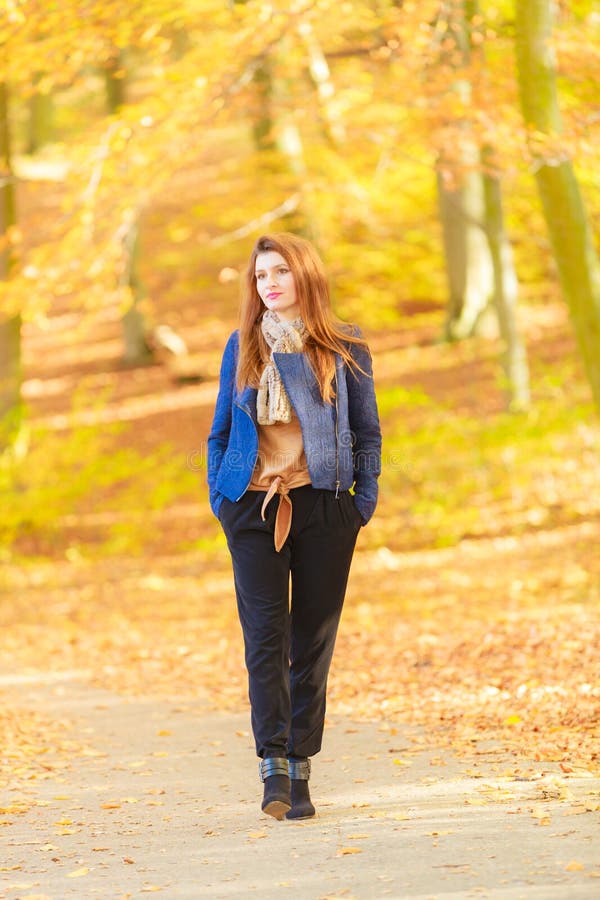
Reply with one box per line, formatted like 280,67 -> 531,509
1,1 -> 600,889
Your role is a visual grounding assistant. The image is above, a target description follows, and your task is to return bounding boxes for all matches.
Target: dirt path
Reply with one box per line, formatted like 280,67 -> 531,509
2,674 -> 599,899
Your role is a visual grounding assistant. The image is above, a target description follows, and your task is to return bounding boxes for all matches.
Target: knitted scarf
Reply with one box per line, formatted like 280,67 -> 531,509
256,310 -> 306,425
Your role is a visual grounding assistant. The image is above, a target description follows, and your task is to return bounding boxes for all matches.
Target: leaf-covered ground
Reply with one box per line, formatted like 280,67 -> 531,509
1,510 -> 598,800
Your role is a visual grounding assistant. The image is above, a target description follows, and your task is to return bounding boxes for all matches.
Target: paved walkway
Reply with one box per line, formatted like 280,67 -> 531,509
2,675 -> 599,899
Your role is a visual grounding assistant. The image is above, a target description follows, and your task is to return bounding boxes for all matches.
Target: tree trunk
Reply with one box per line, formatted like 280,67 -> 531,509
170,25 -> 190,61
515,0 -> 600,410
437,160 -> 496,340
232,0 -> 313,237
436,1 -> 495,340
482,146 -> 530,410
0,82 -> 16,277
0,80 -> 21,446
251,59 -> 276,153
120,215 -> 153,365
298,20 -> 346,146
250,54 -> 312,237
27,82 -> 54,154
105,47 -> 127,113
0,313 -> 22,445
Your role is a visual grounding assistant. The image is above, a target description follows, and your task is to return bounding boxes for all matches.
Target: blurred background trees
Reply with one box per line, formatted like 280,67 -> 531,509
0,0 -> 599,552
2,1 -> 597,412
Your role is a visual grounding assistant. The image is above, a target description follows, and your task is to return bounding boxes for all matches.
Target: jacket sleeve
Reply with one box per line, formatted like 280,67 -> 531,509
346,330 -> 382,525
207,331 -> 238,518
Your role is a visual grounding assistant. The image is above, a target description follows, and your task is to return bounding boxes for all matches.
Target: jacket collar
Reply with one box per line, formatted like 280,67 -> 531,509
273,351 -> 315,384
234,353 -> 324,421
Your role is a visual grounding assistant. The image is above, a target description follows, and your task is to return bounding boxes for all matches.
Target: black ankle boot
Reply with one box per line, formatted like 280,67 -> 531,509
259,758 -> 291,820
286,758 -> 315,819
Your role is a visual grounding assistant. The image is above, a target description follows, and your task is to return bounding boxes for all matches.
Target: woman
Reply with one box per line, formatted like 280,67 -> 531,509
207,233 -> 381,820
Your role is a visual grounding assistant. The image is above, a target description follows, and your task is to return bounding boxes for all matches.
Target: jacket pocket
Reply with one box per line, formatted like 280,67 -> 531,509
351,492 -> 370,526
345,491 -> 364,528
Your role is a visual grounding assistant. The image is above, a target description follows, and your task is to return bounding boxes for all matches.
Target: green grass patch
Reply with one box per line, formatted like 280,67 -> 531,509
0,396 -> 197,560
376,373 -> 599,549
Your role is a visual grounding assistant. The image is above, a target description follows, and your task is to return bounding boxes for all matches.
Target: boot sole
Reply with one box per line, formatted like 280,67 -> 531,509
262,799 -> 291,820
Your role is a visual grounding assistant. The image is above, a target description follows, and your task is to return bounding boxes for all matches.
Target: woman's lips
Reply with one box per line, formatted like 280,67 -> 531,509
267,292 -> 282,299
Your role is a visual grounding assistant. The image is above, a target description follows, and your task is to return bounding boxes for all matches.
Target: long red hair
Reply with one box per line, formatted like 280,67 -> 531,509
237,233 -> 366,401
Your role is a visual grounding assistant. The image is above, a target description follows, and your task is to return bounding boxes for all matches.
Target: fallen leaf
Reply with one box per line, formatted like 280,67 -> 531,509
565,860 -> 585,872
531,807 -> 551,825
67,867 -> 89,878
338,847 -> 363,856
320,895 -> 358,900
16,895 -> 52,900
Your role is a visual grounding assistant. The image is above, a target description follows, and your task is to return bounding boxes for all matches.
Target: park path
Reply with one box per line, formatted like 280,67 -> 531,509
1,673 -> 599,899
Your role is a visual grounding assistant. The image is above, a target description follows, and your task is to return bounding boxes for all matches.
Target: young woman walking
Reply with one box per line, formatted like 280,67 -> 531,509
207,233 -> 381,820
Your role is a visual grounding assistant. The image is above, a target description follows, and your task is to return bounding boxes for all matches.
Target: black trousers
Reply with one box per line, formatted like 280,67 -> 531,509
219,485 -> 361,759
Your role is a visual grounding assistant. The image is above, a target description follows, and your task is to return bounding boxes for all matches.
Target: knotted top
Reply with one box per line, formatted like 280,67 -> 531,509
249,412 -> 311,552
260,476 -> 293,552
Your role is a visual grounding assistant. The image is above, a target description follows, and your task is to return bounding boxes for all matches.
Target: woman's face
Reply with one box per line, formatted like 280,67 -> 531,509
254,251 -> 300,321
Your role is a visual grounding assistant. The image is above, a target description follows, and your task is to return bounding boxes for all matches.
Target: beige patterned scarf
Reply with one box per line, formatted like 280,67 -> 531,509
257,310 -> 306,425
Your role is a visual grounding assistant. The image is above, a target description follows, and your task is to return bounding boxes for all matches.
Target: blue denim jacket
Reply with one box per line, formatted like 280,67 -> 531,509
207,329 -> 381,524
